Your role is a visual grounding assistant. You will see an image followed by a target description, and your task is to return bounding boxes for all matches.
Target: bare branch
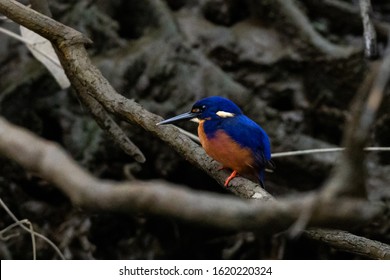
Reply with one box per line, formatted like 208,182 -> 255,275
272,147 -> 390,158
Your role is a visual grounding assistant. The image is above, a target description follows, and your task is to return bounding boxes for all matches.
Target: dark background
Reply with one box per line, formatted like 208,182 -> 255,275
0,0 -> 389,259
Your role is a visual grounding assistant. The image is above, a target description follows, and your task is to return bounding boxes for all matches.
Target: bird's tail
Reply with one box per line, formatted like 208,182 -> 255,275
259,160 -> 275,188
258,169 -> 265,188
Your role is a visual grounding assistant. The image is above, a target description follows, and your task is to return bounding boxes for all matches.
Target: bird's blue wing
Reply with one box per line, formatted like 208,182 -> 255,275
223,115 -> 272,187
203,114 -> 272,187
220,115 -> 271,164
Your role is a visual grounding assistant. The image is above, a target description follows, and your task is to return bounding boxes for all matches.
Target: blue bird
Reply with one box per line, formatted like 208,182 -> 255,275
157,96 -> 274,187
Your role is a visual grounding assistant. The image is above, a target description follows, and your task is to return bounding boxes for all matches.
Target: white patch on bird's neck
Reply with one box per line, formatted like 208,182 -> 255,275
216,111 -> 235,118
190,118 -> 200,123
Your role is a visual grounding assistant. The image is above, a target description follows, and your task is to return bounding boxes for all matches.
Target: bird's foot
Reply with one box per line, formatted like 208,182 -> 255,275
224,170 -> 238,187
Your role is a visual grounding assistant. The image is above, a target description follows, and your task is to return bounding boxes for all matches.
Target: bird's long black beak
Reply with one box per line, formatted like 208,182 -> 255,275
157,111 -> 199,125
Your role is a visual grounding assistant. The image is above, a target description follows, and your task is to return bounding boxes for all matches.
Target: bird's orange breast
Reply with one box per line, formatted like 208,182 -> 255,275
198,120 -> 255,174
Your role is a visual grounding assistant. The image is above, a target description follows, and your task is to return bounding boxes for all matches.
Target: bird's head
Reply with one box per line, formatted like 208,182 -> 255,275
157,96 -> 243,125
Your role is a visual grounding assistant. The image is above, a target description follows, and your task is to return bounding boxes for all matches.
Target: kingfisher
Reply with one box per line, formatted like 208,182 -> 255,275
157,96 -> 274,187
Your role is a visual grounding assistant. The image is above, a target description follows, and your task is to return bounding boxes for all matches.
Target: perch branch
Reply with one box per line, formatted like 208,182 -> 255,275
0,116 -> 385,234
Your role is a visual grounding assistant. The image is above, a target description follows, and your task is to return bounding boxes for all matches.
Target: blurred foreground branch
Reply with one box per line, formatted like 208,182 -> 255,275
0,117 -> 385,234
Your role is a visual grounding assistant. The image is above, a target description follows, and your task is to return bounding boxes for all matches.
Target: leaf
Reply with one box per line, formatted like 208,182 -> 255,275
19,26 -> 71,89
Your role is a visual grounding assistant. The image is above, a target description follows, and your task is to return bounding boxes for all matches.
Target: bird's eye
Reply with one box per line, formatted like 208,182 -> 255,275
192,105 -> 206,113
192,107 -> 202,113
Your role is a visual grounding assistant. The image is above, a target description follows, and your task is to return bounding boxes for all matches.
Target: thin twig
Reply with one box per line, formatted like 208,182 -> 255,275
0,197 -> 65,260
272,147 -> 390,158
0,220 -> 25,240
174,126 -> 390,158
27,220 -> 36,260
